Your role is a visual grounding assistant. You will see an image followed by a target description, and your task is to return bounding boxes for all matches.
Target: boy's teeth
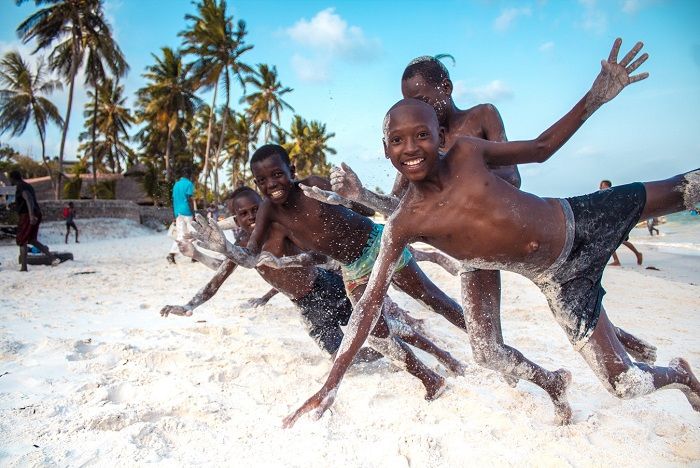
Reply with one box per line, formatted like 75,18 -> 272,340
404,158 -> 423,166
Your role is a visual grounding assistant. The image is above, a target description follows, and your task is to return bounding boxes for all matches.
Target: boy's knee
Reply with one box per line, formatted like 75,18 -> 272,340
604,366 -> 654,399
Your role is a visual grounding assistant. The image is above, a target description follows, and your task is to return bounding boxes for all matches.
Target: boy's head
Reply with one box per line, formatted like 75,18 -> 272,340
227,186 -> 261,232
401,55 -> 454,125
68,202 -> 74,208
250,144 -> 296,204
383,99 -> 444,182
179,166 -> 193,180
8,170 -> 22,185
599,179 -> 612,190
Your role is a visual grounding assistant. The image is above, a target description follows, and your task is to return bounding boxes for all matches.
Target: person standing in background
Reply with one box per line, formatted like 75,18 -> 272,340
167,167 -> 195,265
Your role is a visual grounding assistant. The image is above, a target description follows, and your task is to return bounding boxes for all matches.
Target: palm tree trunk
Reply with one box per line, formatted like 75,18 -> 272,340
90,86 -> 99,199
212,70 -> 231,203
165,123 -> 174,182
202,78 -> 219,201
56,60 -> 79,201
38,127 -> 56,196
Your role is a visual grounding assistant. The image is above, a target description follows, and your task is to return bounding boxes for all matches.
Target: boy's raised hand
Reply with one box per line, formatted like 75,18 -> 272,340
300,183 -> 352,208
586,38 -> 649,118
188,214 -> 228,254
331,163 -> 363,200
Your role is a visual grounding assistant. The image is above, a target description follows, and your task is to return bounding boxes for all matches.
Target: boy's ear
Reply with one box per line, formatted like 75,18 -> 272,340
438,126 -> 446,148
289,163 -> 297,179
441,78 -> 453,96
382,138 -> 390,159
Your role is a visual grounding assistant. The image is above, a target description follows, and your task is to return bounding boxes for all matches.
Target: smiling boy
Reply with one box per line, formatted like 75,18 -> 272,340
282,39 -> 700,427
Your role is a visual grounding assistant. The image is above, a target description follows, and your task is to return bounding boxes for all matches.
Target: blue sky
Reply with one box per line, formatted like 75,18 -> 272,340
1,0 -> 698,197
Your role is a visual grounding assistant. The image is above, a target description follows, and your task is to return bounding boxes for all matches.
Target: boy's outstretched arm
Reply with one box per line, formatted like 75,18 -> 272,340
282,223 -> 407,428
177,239 -> 224,270
479,38 -> 648,167
160,258 -> 238,317
330,163 -> 401,216
304,175 -> 376,217
256,250 -> 335,269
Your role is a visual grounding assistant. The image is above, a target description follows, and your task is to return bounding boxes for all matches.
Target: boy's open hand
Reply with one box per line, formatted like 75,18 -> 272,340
300,184 -> 351,208
586,38 -> 649,117
188,214 -> 228,254
256,251 -> 308,269
244,296 -> 270,308
330,163 -> 363,200
176,239 -> 196,258
160,304 -> 192,317
282,387 -> 337,429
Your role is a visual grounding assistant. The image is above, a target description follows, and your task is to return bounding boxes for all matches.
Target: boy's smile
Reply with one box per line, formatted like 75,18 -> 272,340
252,154 -> 296,205
383,100 -> 443,181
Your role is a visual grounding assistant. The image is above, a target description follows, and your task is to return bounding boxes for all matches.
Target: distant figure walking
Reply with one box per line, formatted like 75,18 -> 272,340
600,180 -> 643,265
167,167 -> 195,265
63,202 -> 79,243
9,170 -> 58,271
646,217 -> 660,236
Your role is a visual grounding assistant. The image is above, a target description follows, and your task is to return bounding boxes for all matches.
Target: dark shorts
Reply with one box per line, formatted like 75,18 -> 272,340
292,268 -> 354,354
66,220 -> 78,230
16,213 -> 41,246
535,183 -> 647,348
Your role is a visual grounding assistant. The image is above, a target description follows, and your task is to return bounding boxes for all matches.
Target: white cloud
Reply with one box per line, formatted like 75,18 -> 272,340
573,145 -> 602,157
577,0 -> 608,34
539,41 -> 555,52
452,80 -> 514,103
290,54 -> 330,84
286,8 -> 380,61
493,7 -> 531,32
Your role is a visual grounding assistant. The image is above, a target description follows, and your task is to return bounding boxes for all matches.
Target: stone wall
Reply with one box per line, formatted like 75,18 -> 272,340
38,200 -> 172,228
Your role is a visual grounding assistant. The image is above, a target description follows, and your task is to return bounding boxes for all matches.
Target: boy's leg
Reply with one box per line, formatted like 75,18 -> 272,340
348,284 -> 446,400
610,251 -> 621,266
622,241 -> 643,265
383,297 -> 465,375
579,307 -> 700,410
19,244 -> 28,271
391,258 -> 466,329
65,224 -> 69,244
642,170 -> 700,219
460,271 -> 573,424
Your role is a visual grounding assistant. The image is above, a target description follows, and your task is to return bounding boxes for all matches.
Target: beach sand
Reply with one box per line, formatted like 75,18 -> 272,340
1,219 -> 698,466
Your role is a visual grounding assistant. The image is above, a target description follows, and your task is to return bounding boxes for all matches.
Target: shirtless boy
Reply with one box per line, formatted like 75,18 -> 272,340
283,39 -> 700,427
166,187 -> 464,373
306,50 -> 655,369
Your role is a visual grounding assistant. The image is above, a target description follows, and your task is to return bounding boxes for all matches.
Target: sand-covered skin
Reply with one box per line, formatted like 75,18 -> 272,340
0,220 -> 698,466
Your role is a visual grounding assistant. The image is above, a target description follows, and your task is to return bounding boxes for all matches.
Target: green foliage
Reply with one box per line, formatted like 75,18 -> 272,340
142,162 -> 172,206
92,180 -> 116,199
63,176 -> 82,199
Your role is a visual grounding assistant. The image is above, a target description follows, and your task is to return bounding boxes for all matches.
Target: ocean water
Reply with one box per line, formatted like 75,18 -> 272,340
629,210 -> 700,257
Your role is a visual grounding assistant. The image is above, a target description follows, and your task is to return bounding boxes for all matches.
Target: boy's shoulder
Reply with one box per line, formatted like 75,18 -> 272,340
301,175 -> 329,188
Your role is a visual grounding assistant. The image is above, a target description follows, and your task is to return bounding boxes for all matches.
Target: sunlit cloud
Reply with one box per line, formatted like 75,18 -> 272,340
539,41 -> 555,53
493,7 -> 532,32
453,79 -> 514,103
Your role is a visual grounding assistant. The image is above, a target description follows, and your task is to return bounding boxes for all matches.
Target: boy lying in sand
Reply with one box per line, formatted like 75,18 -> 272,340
274,38 -> 700,427
163,187 -> 465,374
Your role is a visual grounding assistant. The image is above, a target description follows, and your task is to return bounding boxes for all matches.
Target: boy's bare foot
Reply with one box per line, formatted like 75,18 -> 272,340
425,374 -> 447,401
670,358 -> 700,411
635,252 -> 643,265
441,356 -> 466,376
166,253 -> 176,264
548,368 -> 573,425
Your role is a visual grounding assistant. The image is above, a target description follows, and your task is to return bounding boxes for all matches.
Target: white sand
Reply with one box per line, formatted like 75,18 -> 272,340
0,219 -> 698,466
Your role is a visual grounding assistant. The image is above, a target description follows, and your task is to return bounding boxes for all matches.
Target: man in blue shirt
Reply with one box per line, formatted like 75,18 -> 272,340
167,167 -> 195,264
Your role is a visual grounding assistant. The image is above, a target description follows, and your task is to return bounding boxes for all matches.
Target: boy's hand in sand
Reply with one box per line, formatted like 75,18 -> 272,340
160,304 -> 193,317
283,387 -> 337,429
585,38 -> 649,117
188,214 -> 228,254
244,296 -> 270,308
300,184 -> 352,208
330,163 -> 363,200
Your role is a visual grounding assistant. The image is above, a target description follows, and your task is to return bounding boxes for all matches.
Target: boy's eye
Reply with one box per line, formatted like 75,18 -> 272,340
417,131 -> 429,139
390,136 -> 402,144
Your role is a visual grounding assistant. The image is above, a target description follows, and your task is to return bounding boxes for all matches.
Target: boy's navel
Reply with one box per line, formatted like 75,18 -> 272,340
526,240 -> 540,253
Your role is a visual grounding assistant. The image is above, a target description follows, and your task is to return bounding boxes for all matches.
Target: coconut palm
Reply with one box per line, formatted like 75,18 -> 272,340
180,0 -> 253,199
223,110 -> 255,187
136,47 -> 200,181
17,0 -> 128,199
284,115 -> 335,178
244,64 -> 293,142
0,51 -> 63,193
80,78 -> 134,174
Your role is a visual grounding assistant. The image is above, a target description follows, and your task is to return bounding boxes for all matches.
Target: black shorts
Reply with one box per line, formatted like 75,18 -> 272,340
292,268 -> 354,354
536,183 -> 646,348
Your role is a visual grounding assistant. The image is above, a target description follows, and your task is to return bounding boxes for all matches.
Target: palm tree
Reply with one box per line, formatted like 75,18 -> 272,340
180,0 -> 253,200
17,0 -> 128,199
136,47 -> 200,181
80,78 -> 134,174
223,110 -> 255,187
284,115 -> 335,178
0,51 -> 63,193
244,64 -> 293,142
